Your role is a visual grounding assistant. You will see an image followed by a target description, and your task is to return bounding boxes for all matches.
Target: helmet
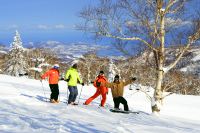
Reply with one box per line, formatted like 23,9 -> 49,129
54,64 -> 59,69
54,64 -> 59,67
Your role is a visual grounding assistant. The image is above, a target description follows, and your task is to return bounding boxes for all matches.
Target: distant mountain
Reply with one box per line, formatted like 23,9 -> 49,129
133,45 -> 200,77
23,41 -> 113,62
23,41 -> 111,54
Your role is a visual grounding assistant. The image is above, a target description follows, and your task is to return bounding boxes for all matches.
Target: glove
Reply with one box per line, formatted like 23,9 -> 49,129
82,83 -> 84,86
96,81 -> 101,87
66,79 -> 70,82
132,77 -> 136,81
106,92 -> 108,95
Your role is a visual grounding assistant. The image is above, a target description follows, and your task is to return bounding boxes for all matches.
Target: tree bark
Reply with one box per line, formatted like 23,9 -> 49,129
152,11 -> 165,113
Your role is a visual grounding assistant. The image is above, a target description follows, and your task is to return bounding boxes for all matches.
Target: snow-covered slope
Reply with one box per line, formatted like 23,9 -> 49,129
0,74 -> 200,132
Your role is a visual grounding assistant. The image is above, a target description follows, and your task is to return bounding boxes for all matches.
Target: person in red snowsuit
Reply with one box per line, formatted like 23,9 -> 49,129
84,71 -> 109,107
41,64 -> 60,103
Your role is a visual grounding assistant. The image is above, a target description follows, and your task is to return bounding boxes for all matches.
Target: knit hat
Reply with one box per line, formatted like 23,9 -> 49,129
72,64 -> 77,68
114,75 -> 119,79
99,70 -> 104,74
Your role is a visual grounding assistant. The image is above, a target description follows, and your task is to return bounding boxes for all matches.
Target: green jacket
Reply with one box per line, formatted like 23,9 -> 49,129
65,67 -> 82,86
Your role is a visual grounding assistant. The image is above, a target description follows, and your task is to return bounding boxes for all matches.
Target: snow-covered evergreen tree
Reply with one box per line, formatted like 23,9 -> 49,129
108,58 -> 119,82
3,30 -> 28,76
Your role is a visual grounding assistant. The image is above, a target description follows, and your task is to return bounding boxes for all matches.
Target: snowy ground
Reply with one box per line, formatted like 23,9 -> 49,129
0,74 -> 200,133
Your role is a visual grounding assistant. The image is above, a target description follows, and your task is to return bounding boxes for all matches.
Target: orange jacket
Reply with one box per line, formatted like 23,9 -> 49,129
42,68 -> 59,84
93,75 -> 109,93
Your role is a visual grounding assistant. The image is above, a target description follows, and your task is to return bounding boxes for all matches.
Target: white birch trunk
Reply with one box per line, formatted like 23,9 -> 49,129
152,11 -> 165,113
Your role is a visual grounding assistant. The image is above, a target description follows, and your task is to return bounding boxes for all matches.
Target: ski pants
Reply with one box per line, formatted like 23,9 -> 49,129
68,86 -> 78,104
49,84 -> 59,101
113,97 -> 129,111
85,88 -> 107,106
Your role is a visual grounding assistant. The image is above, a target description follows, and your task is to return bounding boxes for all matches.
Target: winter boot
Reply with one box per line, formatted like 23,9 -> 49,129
55,100 -> 59,103
72,102 -> 78,105
83,102 -> 88,105
51,99 -> 57,103
114,108 -> 120,111
99,104 -> 104,107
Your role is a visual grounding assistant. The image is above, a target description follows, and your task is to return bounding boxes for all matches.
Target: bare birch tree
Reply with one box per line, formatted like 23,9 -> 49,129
27,47 -> 61,80
76,0 -> 200,114
78,50 -> 98,85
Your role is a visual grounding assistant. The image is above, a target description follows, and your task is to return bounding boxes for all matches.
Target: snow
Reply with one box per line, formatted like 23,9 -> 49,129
192,55 -> 200,61
161,9 -> 165,12
0,74 -> 200,133
29,68 -> 43,72
180,67 -> 188,72
163,67 -> 167,73
38,63 -> 50,68
31,58 -> 45,62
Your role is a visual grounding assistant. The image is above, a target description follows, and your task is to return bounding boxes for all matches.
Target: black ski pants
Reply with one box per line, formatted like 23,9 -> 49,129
49,84 -> 59,100
113,96 -> 129,111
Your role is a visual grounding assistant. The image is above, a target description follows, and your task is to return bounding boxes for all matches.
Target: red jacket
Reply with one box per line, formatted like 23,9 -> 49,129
42,68 -> 59,84
93,75 -> 109,93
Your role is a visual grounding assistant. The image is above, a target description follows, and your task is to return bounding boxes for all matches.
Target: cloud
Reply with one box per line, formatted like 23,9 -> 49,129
125,21 -> 142,26
125,18 -> 192,27
5,25 -> 18,30
38,25 -> 48,29
55,25 -> 66,29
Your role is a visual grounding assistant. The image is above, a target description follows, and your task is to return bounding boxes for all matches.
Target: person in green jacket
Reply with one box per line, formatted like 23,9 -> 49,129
65,64 -> 84,105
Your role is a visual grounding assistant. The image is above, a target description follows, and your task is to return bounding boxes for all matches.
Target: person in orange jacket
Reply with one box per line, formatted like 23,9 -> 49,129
84,71 -> 109,107
41,64 -> 60,103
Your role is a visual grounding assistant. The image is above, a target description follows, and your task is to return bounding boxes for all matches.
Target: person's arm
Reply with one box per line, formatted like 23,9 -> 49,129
100,82 -> 114,88
77,74 -> 82,84
123,78 -> 136,86
93,77 -> 99,87
42,70 -> 50,79
77,72 -> 84,86
105,78 -> 109,93
65,70 -> 70,80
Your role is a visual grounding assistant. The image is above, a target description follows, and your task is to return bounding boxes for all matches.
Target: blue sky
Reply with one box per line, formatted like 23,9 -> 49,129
0,0 -> 111,47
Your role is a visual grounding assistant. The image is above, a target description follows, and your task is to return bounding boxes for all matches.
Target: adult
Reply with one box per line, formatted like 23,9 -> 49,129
65,64 -> 84,105
84,71 -> 109,107
97,75 -> 136,111
41,64 -> 60,103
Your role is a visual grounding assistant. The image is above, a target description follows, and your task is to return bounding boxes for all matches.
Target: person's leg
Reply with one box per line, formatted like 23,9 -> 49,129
54,84 -> 59,101
72,86 -> 78,103
100,89 -> 107,107
119,97 -> 129,111
113,97 -> 120,109
85,90 -> 100,105
49,84 -> 54,100
68,86 -> 74,104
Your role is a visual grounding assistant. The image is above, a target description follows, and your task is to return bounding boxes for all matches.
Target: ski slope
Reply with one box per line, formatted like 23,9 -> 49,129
0,74 -> 200,133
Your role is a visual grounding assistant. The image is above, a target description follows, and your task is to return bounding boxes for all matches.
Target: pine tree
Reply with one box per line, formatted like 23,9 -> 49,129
108,58 -> 119,82
3,30 -> 28,76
